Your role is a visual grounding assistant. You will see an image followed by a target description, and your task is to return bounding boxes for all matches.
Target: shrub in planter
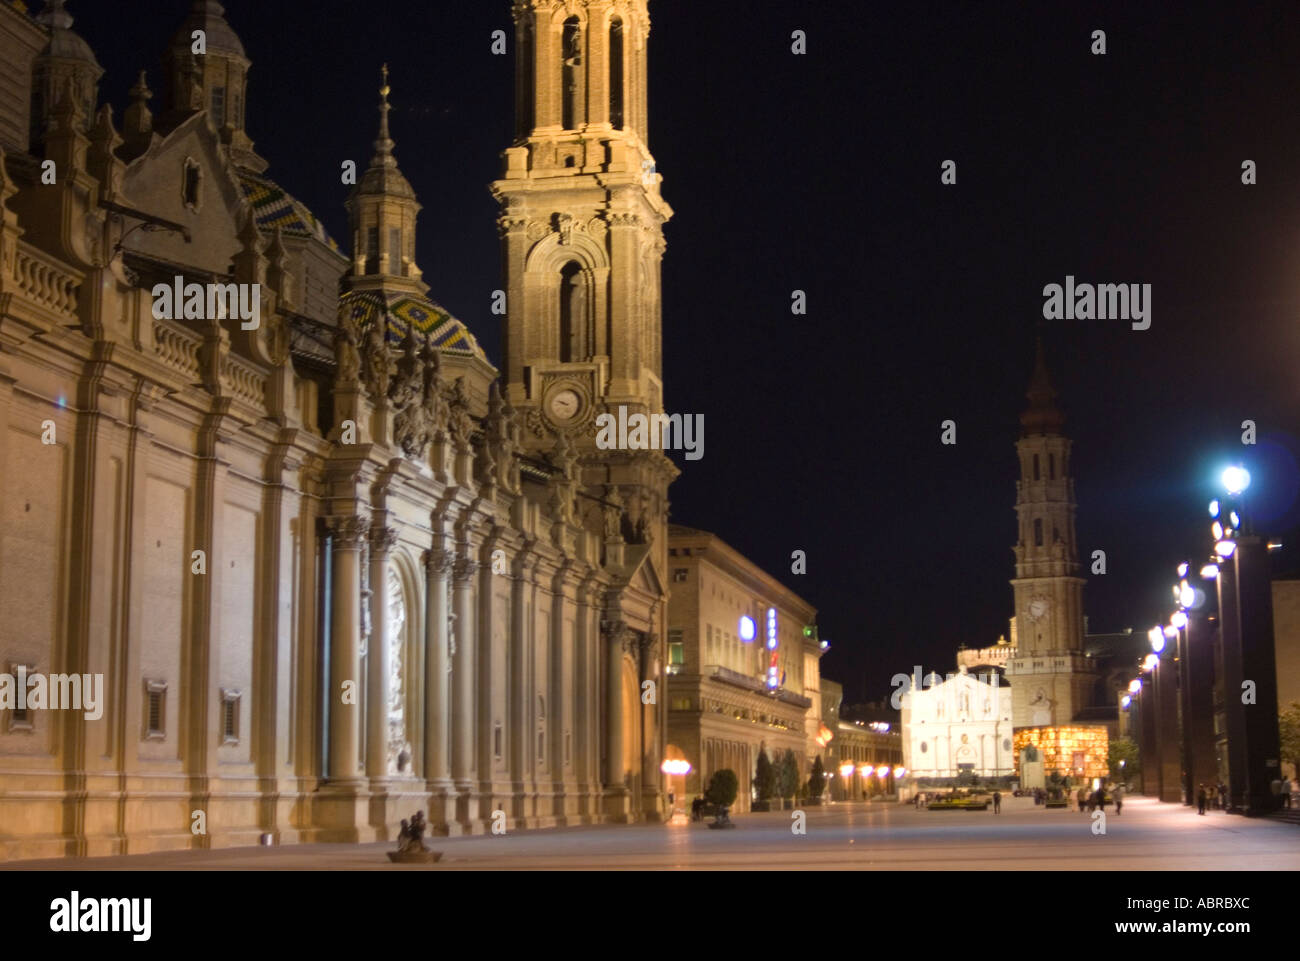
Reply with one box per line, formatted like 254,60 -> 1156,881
706,769 -> 739,828
752,748 -> 777,811
778,750 -> 799,804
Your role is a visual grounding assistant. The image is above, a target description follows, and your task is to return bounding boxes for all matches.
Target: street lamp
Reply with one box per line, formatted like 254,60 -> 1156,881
1222,466 -> 1250,496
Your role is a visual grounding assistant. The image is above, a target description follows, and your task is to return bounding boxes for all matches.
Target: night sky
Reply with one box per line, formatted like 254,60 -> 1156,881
72,0 -> 1300,702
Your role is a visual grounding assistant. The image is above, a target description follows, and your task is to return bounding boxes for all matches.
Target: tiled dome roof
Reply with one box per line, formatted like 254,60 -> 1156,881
238,172 -> 340,252
341,289 -> 486,362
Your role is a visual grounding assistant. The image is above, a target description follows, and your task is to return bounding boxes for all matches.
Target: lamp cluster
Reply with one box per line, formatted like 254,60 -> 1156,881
1124,466 -> 1253,711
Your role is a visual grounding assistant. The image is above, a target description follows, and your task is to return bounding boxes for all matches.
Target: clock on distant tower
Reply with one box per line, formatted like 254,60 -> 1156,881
1027,596 -> 1050,622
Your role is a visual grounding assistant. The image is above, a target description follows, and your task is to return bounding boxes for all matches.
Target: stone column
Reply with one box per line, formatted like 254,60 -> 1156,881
603,619 -> 627,791
328,516 -> 367,787
366,526 -> 397,779
452,557 -> 478,786
423,548 -> 454,784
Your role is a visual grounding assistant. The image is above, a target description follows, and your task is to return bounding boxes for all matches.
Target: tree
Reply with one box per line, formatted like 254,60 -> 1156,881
1279,702 -> 1300,781
778,749 -> 799,800
1108,736 -> 1140,785
808,755 -> 826,798
706,768 -> 739,818
753,747 -> 777,802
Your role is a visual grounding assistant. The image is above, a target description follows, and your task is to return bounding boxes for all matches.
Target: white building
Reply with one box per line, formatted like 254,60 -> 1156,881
901,668 -> 1015,780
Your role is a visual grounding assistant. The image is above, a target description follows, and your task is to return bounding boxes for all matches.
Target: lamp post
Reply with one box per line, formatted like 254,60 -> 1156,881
1212,470 -> 1283,814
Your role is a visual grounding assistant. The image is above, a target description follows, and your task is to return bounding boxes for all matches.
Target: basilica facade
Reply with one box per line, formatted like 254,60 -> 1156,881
0,0 -> 673,860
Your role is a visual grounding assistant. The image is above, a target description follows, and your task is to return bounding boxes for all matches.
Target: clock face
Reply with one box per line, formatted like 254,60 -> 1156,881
1028,597 -> 1050,622
547,388 -> 582,423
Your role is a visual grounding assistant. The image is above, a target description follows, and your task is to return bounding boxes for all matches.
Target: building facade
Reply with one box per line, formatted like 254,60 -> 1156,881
0,0 -> 673,860
664,525 -> 823,811
900,668 -> 1014,781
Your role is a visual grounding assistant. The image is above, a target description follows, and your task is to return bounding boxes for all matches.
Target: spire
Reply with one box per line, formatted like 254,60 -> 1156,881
374,64 -> 394,162
1019,334 -> 1065,435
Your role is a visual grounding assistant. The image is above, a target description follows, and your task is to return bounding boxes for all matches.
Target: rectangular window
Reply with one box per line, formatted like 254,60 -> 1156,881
494,724 -> 503,759
388,227 -> 402,270
1034,518 -> 1044,547
366,227 -> 379,273
672,568 -> 687,582
211,86 -> 226,127
221,689 -> 241,745
144,680 -> 167,740
537,729 -> 545,762
1049,453 -> 1056,480
565,731 -> 571,764
1033,454 -> 1040,480
669,642 -> 684,665
6,663 -> 34,732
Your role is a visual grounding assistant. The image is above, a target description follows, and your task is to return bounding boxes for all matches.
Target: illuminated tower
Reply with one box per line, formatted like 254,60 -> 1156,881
1007,338 -> 1095,728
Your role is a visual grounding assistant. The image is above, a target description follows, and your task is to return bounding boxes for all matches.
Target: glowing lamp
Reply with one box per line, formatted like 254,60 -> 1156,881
839,763 -> 855,778
739,615 -> 755,642
1177,562 -> 1189,577
876,765 -> 890,777
1180,585 -> 1195,608
1121,694 -> 1131,709
1222,466 -> 1250,495
1163,626 -> 1177,639
660,759 -> 692,776
893,766 -> 906,779
1212,521 -> 1224,541
1143,653 -> 1158,672
1148,627 -> 1165,653
1171,610 -> 1188,629
1208,499 -> 1220,519
1200,563 -> 1219,579
1128,679 -> 1142,693
1216,540 -> 1236,559
1229,511 -> 1241,529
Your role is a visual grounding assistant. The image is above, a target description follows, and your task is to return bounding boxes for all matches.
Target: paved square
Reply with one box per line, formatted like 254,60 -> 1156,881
5,796 -> 1298,871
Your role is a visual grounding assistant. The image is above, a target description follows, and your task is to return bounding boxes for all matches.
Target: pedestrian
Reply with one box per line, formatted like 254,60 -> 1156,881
993,791 -> 1001,814
1077,788 -> 1085,812
1217,782 -> 1227,811
1283,779 -> 1293,809
1197,784 -> 1207,815
1115,792 -> 1122,815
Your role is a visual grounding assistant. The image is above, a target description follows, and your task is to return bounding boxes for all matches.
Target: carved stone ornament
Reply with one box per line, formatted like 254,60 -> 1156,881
452,557 -> 479,584
391,335 -> 444,459
370,526 -> 399,556
601,618 -> 629,650
328,515 -> 369,549
448,377 -> 474,451
335,312 -> 361,385
423,548 -> 455,578
360,316 -> 392,402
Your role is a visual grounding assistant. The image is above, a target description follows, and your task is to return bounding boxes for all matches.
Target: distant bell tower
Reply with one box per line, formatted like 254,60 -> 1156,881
490,0 -> 676,550
1007,338 -> 1095,728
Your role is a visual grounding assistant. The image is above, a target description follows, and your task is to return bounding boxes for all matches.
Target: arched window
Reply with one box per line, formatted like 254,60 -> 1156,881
562,17 -> 582,130
558,261 -> 587,361
1033,454 -> 1040,480
609,17 -> 625,129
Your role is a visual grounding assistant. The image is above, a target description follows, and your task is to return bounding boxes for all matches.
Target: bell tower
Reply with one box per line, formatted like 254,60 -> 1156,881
491,0 -> 675,547
1007,338 -> 1095,728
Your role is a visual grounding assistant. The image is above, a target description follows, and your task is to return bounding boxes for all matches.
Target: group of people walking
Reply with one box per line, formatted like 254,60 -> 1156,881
1075,786 -> 1120,814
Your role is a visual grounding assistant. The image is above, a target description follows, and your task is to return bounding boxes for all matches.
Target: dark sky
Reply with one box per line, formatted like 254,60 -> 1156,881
73,0 -> 1300,703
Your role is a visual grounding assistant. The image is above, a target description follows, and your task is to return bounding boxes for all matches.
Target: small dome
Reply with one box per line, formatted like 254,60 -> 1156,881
35,1 -> 102,71
171,1 -> 247,59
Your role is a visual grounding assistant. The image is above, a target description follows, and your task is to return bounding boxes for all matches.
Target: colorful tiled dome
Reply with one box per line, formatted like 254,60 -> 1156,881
238,172 -> 339,252
341,289 -> 486,362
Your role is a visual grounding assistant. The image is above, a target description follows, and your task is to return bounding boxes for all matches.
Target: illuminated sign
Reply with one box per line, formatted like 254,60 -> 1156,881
739,615 -> 755,642
766,608 -> 779,688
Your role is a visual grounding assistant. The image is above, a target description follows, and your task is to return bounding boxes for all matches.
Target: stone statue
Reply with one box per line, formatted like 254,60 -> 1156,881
387,809 -> 441,863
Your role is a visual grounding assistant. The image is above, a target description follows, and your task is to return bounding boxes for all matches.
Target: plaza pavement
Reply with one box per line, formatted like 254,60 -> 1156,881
3,795 -> 1297,870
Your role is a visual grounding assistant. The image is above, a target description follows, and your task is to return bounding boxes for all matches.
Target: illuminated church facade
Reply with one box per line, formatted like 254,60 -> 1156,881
0,0 -> 674,860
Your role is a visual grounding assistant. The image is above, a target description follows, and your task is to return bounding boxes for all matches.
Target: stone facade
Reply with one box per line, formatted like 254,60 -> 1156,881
901,669 -> 1015,779
664,524 -> 823,810
0,0 -> 671,860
